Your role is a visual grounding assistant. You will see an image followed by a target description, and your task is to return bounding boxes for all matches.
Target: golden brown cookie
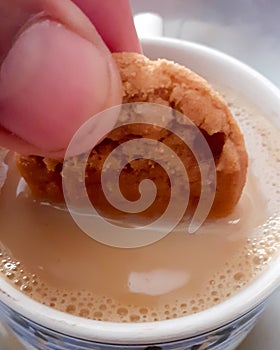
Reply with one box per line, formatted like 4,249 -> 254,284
16,53 -> 248,219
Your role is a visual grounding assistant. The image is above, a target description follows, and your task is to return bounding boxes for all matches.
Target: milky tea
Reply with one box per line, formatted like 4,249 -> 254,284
0,93 -> 279,323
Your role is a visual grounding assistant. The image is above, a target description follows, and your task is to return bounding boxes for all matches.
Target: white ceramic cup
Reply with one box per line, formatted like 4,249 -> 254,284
1,37 -> 280,350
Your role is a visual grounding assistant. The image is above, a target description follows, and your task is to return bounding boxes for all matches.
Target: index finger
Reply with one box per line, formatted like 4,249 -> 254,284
72,0 -> 141,52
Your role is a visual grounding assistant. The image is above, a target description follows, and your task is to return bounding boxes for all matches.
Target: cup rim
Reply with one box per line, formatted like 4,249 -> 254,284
1,36 -> 280,344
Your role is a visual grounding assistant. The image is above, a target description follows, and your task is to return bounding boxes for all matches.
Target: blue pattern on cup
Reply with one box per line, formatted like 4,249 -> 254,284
0,300 -> 265,350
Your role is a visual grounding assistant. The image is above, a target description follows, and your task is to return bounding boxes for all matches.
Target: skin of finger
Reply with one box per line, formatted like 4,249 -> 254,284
0,0 -> 122,157
71,0 -> 141,52
0,128 -> 64,158
0,0 -> 111,63
0,20 -> 119,149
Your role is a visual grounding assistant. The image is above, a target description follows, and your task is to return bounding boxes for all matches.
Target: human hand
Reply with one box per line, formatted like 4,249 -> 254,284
0,0 -> 140,158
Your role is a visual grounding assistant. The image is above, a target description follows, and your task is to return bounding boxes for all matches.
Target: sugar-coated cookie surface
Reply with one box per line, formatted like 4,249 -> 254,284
16,53 -> 248,218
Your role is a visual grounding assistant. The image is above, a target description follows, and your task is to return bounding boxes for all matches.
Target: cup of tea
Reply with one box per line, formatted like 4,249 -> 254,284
0,36 -> 280,350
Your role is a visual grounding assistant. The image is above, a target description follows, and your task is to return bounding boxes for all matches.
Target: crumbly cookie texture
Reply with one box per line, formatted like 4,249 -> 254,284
16,53 -> 248,218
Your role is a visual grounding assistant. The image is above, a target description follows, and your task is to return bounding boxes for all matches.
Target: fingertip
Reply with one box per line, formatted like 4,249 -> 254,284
72,0 -> 141,53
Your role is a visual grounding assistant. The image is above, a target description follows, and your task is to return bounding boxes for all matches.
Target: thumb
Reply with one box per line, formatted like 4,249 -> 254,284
0,3 -> 122,158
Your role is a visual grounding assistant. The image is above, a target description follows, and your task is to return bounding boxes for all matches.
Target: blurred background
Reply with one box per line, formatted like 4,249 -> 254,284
131,0 -> 280,87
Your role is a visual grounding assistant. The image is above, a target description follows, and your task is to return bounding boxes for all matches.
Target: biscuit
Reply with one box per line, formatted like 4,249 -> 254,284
16,53 -> 248,219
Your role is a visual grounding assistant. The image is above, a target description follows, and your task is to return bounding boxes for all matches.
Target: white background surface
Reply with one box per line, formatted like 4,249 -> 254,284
1,0 -> 280,348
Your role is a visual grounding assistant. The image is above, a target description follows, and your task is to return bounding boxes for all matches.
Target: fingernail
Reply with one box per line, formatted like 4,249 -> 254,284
0,19 -> 121,154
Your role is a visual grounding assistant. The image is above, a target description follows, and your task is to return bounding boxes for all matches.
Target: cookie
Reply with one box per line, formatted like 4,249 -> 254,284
16,53 -> 248,219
